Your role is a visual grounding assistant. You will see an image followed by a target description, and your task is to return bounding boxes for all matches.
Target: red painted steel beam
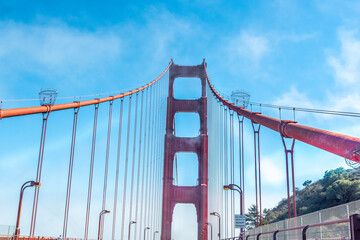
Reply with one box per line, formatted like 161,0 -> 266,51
0,61 -> 172,119
204,60 -> 360,162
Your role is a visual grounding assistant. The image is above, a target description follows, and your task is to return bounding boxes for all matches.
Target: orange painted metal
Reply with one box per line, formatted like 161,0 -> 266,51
0,61 -> 172,119
204,60 -> 360,162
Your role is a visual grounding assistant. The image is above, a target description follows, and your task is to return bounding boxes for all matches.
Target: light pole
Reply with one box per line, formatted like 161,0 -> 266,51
14,181 -> 41,240
210,212 -> 221,240
224,184 -> 244,239
153,230 -> 159,240
128,221 -> 136,240
206,222 -> 213,240
98,210 -> 110,240
144,227 -> 150,240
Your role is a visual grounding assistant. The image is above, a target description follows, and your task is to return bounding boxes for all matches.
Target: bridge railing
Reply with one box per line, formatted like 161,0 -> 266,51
0,236 -> 93,240
219,200 -> 360,240
221,215 -> 358,240
246,199 -> 360,239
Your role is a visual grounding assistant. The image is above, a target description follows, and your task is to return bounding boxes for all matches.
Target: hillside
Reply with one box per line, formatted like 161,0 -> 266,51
246,167 -> 360,228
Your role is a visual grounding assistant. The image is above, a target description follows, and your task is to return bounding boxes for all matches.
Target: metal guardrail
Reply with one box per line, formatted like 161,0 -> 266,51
221,214 -> 360,240
0,237 -> 93,240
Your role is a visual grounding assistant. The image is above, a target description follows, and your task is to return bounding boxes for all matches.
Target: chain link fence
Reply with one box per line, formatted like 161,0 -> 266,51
245,199 -> 360,240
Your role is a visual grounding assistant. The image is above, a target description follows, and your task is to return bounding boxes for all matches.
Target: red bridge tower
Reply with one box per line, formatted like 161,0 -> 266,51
161,61 -> 208,240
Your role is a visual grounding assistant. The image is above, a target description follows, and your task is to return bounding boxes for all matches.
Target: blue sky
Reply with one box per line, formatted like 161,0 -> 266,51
1,0 -> 360,239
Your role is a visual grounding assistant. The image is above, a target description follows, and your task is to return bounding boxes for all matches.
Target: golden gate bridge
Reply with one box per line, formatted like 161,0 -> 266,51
0,60 -> 359,240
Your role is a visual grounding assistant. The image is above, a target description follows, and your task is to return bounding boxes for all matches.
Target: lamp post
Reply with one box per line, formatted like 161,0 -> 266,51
14,181 -> 41,240
224,184 -> 244,239
210,212 -> 221,240
206,222 -> 213,240
153,230 -> 159,240
98,210 -> 110,240
144,227 -> 150,240
128,221 -> 136,240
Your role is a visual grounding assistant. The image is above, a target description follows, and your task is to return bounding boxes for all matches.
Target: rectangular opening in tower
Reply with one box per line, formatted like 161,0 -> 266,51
173,152 -> 199,186
173,77 -> 202,99
174,112 -> 200,137
171,203 -> 198,239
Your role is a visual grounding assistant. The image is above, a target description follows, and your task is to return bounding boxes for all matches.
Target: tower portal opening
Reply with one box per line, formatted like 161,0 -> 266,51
173,152 -> 199,186
174,112 -> 200,137
171,203 -> 198,240
173,77 -> 202,99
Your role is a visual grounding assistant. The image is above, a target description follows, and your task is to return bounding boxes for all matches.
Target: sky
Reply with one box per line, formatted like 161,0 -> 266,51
1,0 -> 360,239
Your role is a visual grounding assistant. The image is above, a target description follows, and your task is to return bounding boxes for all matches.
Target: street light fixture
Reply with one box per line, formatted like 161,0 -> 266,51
98,210 -> 110,240
14,181 -> 41,240
128,221 -> 136,240
153,230 -> 159,240
210,212 -> 221,240
224,184 -> 244,239
144,227 -> 150,240
223,184 -> 243,214
206,222 -> 213,240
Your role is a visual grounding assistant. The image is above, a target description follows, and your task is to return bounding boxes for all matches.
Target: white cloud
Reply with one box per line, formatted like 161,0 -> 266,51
273,86 -> 314,108
229,31 -> 269,64
328,29 -> 360,85
0,21 -> 122,89
278,32 -> 317,42
261,155 -> 285,185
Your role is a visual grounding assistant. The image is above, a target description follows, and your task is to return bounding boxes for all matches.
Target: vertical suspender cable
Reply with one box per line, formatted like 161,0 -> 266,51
219,103 -> 224,239
151,84 -> 159,234
224,107 -> 228,238
129,93 -> 139,225
84,103 -> 100,240
158,78 -> 166,233
144,86 -> 154,238
112,98 -> 124,240
149,82 -> 159,233
134,91 -> 145,240
230,112 -> 235,237
251,121 -> 262,226
229,111 -> 233,236
30,109 -> 50,236
120,95 -> 133,240
147,83 -> 157,233
154,81 -> 162,231
139,88 -> 150,240
237,115 -> 245,215
62,106 -> 80,240
252,123 -> 259,227
100,99 -> 114,240
216,97 -> 221,229
258,127 -> 262,226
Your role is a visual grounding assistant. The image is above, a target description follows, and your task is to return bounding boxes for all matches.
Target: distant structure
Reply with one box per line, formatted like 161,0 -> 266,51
39,88 -> 58,106
230,90 -> 250,108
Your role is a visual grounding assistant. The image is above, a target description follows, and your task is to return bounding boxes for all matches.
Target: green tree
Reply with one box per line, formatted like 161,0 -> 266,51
322,167 -> 349,187
245,204 -> 271,229
325,179 -> 360,205
303,180 -> 312,187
